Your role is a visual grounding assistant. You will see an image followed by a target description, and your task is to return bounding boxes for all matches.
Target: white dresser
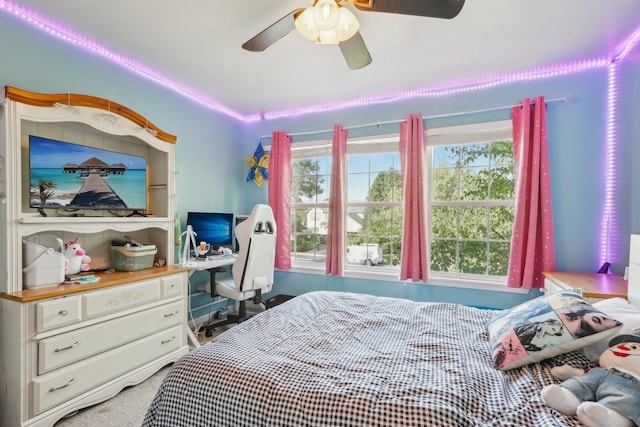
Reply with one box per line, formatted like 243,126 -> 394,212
0,267 -> 189,427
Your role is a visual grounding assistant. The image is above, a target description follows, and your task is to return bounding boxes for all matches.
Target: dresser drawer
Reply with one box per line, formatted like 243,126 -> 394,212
38,300 -> 184,375
36,296 -> 83,333
83,279 -> 161,318
161,273 -> 184,298
32,324 -> 184,415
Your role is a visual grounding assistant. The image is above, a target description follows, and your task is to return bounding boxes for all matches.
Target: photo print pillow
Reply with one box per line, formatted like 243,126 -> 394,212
488,290 -> 622,371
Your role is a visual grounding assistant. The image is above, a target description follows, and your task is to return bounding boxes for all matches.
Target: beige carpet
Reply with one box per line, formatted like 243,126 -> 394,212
53,364 -> 172,427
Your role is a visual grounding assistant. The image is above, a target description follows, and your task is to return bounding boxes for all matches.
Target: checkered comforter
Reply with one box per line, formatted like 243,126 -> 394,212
143,291 -> 587,427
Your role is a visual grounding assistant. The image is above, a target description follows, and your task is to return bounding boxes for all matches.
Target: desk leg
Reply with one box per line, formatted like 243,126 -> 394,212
187,325 -> 201,348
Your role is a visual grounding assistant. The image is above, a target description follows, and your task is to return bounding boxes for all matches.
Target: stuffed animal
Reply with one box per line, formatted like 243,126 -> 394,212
64,238 -> 91,275
541,328 -> 640,427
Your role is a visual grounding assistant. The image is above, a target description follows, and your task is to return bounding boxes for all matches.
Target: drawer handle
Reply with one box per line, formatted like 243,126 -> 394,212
54,341 -> 80,352
58,310 -> 69,317
161,336 -> 176,344
164,310 -> 179,318
49,378 -> 75,392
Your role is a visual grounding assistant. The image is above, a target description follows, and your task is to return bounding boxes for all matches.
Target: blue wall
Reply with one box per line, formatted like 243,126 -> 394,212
1,11 -> 638,312
243,67 -> 638,308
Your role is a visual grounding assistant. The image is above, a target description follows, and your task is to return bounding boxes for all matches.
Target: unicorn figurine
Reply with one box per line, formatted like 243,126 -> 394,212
64,238 -> 91,275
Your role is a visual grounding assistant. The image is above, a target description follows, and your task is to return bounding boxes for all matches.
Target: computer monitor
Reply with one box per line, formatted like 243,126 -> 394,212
186,212 -> 234,249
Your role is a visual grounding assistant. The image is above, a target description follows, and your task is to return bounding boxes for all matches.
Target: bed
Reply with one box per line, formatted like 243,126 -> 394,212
141,287 -> 640,427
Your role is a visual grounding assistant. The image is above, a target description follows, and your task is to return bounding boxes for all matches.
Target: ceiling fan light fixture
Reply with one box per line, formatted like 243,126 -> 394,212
294,7 -> 319,41
335,7 -> 359,41
295,1 -> 360,44
317,30 -> 340,45
313,0 -> 341,31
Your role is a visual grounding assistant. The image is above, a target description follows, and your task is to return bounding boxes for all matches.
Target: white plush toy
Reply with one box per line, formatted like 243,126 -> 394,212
64,238 -> 91,275
541,328 -> 640,427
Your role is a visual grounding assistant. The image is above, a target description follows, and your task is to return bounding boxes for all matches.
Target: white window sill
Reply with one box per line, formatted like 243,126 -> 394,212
283,264 -> 530,294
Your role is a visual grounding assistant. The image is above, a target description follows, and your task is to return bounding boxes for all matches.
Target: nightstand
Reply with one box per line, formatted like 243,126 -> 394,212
542,271 -> 628,303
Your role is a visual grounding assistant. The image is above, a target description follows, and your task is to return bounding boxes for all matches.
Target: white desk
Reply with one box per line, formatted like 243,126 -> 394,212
184,255 -> 236,348
185,255 -> 236,273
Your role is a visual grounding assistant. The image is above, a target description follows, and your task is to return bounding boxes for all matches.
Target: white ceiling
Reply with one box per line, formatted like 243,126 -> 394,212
10,0 -> 640,118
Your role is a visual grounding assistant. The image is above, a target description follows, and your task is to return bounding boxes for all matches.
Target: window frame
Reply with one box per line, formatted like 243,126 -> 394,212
426,120 -> 514,285
270,120 -> 521,292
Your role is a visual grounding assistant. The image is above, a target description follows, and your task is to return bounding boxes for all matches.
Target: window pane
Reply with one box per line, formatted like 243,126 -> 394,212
368,170 -> 401,202
292,158 -> 331,203
370,153 -> 397,172
348,153 -> 401,203
489,206 -> 514,240
432,167 -> 459,201
317,175 -> 331,202
433,146 -> 456,168
431,206 -> 458,239
459,206 -> 488,239
459,144 -> 489,167
316,157 -> 331,175
429,137 -> 515,278
490,165 -> 515,199
430,238 -> 458,272
348,205 -> 402,267
383,236 -> 401,266
348,173 -> 370,202
489,241 -> 510,276
459,240 -> 488,274
290,207 -> 327,264
491,140 -> 514,165
348,154 -> 370,173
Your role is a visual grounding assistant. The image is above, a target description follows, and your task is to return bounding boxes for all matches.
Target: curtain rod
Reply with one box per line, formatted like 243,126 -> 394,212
258,96 -> 568,140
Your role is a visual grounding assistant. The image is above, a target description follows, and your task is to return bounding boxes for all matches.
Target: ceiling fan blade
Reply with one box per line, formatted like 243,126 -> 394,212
354,0 -> 465,19
242,8 -> 305,52
339,32 -> 372,70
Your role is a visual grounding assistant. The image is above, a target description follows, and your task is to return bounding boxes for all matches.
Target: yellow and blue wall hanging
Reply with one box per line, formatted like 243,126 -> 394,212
246,142 -> 269,187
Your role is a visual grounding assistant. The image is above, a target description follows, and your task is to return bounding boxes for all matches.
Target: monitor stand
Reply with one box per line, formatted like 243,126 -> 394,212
126,210 -> 148,217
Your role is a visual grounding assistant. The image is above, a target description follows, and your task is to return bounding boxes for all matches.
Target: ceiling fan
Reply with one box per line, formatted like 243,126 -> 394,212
242,0 -> 465,70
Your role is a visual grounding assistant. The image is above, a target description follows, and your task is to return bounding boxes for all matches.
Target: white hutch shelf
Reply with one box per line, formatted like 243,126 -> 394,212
0,87 -> 188,427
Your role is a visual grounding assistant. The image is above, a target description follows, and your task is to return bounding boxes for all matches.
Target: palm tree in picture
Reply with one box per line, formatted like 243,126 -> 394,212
33,178 -> 57,217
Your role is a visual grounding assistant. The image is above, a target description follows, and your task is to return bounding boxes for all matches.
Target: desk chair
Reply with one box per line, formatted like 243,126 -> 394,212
200,204 -> 276,337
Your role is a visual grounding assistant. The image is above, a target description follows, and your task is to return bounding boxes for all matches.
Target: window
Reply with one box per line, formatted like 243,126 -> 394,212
290,149 -> 331,266
346,150 -> 402,270
285,120 -> 515,284
427,121 -> 514,282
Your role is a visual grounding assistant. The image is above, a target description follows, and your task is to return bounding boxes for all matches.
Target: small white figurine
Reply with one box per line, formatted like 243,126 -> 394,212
64,238 -> 91,275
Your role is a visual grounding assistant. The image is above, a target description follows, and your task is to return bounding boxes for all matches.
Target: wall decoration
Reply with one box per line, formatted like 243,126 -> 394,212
245,142 -> 269,187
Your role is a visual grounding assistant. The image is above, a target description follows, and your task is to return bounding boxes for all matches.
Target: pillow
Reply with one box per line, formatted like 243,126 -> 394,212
488,290 -> 622,370
581,297 -> 640,361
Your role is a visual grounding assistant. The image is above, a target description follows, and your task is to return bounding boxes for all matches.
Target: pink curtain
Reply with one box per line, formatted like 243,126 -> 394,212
268,131 -> 292,270
325,125 -> 347,276
399,114 -> 429,282
507,97 -> 555,288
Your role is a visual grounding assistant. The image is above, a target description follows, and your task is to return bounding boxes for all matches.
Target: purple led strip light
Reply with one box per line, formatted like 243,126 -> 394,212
3,0 -> 640,265
0,1 -> 248,121
0,0 -> 626,123
598,24 -> 640,267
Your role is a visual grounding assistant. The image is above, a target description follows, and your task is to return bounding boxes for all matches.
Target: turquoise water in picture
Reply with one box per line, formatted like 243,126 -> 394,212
30,168 -> 147,210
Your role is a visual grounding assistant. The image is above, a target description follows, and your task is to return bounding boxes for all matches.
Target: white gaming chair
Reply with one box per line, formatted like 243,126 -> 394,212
200,204 -> 276,336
